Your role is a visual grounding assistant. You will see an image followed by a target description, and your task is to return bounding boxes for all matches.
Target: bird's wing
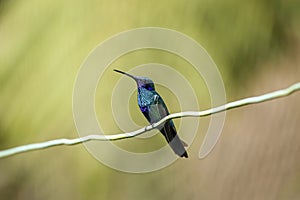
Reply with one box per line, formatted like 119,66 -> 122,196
156,95 -> 188,157
140,93 -> 188,157
159,119 -> 188,158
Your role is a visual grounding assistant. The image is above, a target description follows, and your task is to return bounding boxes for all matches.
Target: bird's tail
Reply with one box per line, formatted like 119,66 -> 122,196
160,123 -> 188,158
168,135 -> 189,158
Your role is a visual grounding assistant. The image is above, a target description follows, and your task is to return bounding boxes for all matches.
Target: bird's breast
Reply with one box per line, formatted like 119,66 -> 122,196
137,88 -> 155,107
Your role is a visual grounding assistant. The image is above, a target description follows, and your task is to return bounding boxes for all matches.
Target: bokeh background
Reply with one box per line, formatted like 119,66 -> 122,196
1,0 -> 300,199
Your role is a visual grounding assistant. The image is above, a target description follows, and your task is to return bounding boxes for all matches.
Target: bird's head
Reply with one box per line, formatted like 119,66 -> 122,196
114,69 -> 155,91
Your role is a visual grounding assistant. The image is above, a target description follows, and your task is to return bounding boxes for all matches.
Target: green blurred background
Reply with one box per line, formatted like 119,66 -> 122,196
1,0 -> 300,199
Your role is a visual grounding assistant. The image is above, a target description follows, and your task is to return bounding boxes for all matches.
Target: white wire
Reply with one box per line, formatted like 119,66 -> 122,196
0,82 -> 299,158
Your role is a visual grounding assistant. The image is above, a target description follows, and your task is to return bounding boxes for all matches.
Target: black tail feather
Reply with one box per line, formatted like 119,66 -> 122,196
160,121 -> 188,158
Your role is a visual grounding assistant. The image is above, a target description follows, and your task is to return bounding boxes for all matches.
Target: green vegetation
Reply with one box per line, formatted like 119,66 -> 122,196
0,0 -> 299,199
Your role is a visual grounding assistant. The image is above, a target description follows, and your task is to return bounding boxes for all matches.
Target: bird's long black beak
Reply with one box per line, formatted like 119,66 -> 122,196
113,69 -> 137,81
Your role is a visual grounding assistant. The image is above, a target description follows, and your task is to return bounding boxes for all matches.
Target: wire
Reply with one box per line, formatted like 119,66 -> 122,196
0,82 -> 299,158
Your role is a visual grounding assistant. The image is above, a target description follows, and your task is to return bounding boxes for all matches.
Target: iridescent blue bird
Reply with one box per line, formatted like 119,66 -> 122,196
114,69 -> 188,158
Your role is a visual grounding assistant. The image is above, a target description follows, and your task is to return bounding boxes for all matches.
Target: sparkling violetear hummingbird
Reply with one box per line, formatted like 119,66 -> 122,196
114,69 -> 188,158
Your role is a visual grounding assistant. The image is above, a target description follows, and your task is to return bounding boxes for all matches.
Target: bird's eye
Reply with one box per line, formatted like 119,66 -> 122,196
145,85 -> 153,90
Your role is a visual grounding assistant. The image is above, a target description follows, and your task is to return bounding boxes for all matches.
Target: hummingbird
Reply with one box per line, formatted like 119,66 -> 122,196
114,69 -> 188,158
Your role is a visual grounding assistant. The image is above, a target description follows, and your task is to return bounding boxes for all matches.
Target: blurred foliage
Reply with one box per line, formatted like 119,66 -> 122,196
0,0 -> 300,199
